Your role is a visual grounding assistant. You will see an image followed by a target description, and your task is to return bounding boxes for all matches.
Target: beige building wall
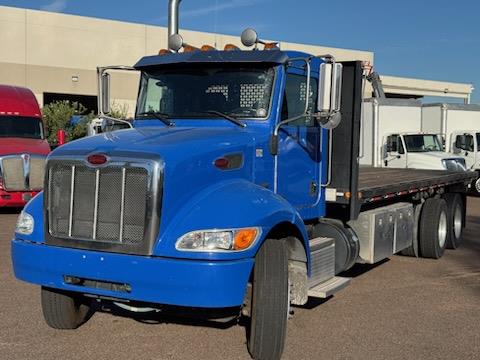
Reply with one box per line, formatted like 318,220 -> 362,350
0,5 -> 375,117
0,5 -> 474,117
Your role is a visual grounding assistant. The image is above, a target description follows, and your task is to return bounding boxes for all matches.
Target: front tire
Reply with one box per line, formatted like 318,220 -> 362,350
248,239 -> 289,360
419,198 -> 448,259
444,193 -> 464,249
41,287 -> 92,329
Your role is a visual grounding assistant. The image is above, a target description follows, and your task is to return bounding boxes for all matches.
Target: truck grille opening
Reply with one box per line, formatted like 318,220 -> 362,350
0,155 -> 46,191
48,163 -> 148,245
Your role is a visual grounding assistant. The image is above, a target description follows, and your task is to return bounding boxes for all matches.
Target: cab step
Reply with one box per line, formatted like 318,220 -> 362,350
308,276 -> 351,298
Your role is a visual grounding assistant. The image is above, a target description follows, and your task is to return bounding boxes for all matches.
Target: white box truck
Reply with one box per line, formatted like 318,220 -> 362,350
422,103 -> 480,192
361,98 -> 467,171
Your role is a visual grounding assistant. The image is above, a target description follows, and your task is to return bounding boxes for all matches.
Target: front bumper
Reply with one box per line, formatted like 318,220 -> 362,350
11,239 -> 254,308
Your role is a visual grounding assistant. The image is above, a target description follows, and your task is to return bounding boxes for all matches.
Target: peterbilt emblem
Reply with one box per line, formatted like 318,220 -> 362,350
87,153 -> 108,165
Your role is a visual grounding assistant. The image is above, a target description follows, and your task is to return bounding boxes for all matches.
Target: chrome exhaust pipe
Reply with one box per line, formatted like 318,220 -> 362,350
168,0 -> 182,50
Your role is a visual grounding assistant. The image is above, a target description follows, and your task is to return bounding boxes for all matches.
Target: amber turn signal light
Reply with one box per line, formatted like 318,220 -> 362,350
234,228 -> 258,250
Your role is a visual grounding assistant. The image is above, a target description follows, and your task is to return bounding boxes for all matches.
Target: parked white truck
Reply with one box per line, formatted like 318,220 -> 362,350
360,98 -> 467,171
422,103 -> 480,192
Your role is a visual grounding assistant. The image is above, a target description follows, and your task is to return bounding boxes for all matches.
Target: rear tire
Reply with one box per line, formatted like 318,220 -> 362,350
419,198 -> 448,259
248,239 -> 288,360
41,287 -> 92,329
444,193 -> 464,249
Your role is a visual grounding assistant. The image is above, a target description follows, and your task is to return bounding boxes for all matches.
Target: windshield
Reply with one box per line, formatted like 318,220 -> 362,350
404,134 -> 443,152
0,116 -> 44,139
137,65 -> 275,119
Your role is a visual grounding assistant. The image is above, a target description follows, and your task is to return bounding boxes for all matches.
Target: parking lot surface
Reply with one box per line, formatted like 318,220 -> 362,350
1,199 -> 479,360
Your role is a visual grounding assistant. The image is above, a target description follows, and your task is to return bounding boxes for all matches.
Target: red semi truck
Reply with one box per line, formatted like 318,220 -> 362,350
0,85 -> 50,207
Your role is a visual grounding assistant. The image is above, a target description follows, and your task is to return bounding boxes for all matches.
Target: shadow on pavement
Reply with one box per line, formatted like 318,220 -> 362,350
96,301 -> 241,330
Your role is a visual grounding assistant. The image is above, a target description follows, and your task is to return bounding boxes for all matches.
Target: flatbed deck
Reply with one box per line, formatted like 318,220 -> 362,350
358,167 -> 477,203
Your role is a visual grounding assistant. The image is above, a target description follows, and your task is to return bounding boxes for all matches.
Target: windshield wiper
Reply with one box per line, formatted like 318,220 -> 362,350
137,111 -> 175,127
203,110 -> 246,128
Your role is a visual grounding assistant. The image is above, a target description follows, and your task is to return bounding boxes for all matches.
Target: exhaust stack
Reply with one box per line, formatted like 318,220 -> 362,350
168,0 -> 182,51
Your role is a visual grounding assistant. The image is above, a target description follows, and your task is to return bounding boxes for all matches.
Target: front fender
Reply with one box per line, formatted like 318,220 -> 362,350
155,179 -> 310,263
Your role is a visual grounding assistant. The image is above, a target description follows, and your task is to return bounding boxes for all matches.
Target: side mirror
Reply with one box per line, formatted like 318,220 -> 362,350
317,62 -> 342,130
101,73 -> 111,114
386,136 -> 398,153
318,63 -> 343,114
465,136 -> 474,152
454,136 -> 464,150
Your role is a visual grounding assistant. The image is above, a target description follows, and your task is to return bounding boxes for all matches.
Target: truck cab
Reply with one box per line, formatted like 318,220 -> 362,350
0,85 -> 50,207
384,132 -> 467,171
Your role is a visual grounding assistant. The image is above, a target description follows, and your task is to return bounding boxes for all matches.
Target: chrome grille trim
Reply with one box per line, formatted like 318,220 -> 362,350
68,165 -> 75,237
0,154 -> 47,191
119,167 -> 126,243
45,153 -> 163,256
92,169 -> 100,240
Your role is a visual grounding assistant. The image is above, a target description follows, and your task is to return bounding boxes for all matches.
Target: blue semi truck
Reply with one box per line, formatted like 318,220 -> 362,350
11,1 -> 478,359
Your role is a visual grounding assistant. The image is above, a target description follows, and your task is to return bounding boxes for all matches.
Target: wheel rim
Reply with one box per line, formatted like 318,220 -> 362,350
453,204 -> 463,240
438,211 -> 447,248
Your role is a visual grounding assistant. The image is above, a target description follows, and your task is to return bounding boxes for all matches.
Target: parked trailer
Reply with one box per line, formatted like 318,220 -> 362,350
0,85 -> 50,207
11,1 -> 478,359
422,103 -> 480,193
360,98 -> 466,171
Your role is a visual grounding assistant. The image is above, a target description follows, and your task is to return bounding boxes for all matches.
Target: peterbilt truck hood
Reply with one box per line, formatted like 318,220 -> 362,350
407,152 -> 466,170
0,137 -> 50,156
51,126 -> 256,162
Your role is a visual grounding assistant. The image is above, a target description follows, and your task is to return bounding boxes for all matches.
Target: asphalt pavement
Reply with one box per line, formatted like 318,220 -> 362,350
1,199 -> 479,360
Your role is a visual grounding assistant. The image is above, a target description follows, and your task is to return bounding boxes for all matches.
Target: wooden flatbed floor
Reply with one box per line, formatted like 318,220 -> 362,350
358,167 -> 477,202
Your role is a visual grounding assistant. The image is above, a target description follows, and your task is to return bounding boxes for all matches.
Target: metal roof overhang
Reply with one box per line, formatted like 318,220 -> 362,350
134,50 -> 291,70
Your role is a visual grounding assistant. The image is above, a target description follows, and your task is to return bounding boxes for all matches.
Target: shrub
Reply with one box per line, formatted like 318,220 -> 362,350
42,101 -> 95,144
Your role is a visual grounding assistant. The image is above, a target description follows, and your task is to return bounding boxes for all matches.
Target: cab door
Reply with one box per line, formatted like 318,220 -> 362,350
276,68 -> 321,210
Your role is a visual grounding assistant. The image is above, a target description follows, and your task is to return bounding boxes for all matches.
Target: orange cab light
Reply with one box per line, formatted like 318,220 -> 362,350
263,42 -> 279,50
234,228 -> 258,250
158,48 -> 170,55
183,45 -> 199,53
201,44 -> 216,51
224,44 -> 240,51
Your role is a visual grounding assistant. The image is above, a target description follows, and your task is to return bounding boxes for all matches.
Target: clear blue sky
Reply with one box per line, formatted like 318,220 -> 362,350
2,0 -> 479,102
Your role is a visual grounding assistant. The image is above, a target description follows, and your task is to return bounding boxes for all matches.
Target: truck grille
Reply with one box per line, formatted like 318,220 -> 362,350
0,154 -> 46,191
46,157 -> 163,255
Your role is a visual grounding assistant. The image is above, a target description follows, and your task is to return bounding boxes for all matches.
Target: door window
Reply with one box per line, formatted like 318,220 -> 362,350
281,73 -> 318,127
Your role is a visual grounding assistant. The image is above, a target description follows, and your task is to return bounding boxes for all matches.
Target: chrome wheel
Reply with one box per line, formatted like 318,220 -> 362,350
438,211 -> 447,249
453,204 -> 463,240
